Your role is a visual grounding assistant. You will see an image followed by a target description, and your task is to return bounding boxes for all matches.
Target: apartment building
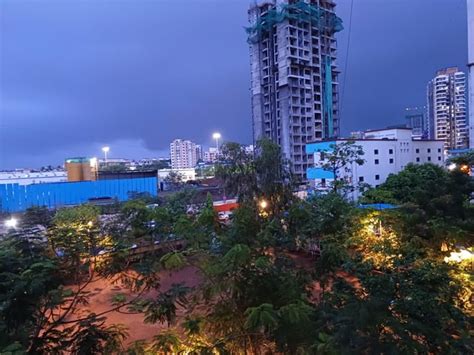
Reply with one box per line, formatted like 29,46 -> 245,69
306,128 -> 445,200
169,139 -> 198,169
468,0 -> 474,148
427,67 -> 468,150
248,0 -> 342,179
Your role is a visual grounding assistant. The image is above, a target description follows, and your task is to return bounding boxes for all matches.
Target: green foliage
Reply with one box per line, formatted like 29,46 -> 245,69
215,142 -> 256,201
318,141 -> 365,193
160,252 -> 186,270
21,206 -> 53,228
150,331 -> 181,354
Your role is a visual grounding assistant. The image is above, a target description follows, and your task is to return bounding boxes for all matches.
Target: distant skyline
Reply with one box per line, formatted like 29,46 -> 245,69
0,0 -> 469,169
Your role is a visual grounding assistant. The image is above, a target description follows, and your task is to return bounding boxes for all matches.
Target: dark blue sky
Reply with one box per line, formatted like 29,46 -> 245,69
0,0 -> 469,169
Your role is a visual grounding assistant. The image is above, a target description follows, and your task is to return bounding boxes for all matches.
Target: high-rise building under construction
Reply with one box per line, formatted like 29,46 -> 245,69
247,0 -> 343,180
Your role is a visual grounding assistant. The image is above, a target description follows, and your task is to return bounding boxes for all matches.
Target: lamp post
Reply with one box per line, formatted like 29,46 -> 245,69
102,146 -> 110,163
212,132 -> 221,155
5,218 -> 17,229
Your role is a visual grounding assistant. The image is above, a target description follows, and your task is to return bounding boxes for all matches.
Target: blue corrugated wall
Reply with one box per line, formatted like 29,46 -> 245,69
0,177 -> 157,212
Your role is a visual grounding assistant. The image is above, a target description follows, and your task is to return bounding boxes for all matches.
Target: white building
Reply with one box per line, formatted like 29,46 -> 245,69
0,170 -> 67,186
158,168 -> 196,183
468,0 -> 474,148
169,139 -> 198,169
427,67 -> 468,150
204,147 -> 218,163
306,128 -> 445,200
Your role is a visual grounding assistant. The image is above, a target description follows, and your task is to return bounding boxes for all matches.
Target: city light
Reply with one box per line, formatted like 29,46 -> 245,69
5,218 -> 18,229
259,199 -> 268,209
102,146 -> 110,162
448,163 -> 456,171
212,132 -> 221,154
87,221 -> 94,228
444,248 -> 473,263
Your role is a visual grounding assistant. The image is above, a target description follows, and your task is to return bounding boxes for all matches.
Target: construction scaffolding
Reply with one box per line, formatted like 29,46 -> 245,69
246,0 -> 343,44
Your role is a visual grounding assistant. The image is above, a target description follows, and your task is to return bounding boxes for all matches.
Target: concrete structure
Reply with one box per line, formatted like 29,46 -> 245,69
427,67 -> 468,150
468,0 -> 474,148
65,157 -> 98,182
0,170 -> 67,185
169,139 -> 198,169
306,128 -> 445,200
248,0 -> 342,179
405,106 -> 427,139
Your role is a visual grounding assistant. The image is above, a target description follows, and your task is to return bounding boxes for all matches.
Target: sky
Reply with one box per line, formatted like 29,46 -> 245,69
0,0 -> 469,169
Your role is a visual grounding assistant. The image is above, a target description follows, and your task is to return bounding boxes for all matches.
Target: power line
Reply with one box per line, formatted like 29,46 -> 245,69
340,0 -> 354,121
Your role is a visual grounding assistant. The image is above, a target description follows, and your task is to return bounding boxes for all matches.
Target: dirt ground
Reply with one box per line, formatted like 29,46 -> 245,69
71,265 -> 202,345
70,252 -> 360,346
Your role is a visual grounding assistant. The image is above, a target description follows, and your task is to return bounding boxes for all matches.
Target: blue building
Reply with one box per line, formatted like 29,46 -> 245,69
0,177 -> 158,212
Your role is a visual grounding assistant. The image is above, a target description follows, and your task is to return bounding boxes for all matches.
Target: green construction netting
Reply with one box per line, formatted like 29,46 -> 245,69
246,1 -> 343,44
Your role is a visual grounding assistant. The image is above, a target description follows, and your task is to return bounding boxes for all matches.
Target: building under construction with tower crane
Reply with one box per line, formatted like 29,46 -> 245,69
247,0 -> 343,180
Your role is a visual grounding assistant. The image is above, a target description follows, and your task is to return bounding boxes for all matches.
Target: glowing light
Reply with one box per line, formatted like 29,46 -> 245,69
448,163 -> 456,171
87,221 -> 94,228
444,248 -> 473,263
212,132 -> 221,140
101,146 -> 110,153
259,199 -> 268,209
5,218 -> 18,229
90,157 -> 98,168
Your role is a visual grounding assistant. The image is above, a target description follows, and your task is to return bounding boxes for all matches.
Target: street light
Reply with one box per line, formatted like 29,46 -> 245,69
259,199 -> 268,209
212,132 -> 221,154
102,146 -> 110,163
5,218 -> 18,229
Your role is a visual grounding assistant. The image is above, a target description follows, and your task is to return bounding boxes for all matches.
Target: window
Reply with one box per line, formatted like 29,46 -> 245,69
416,148 -> 419,153
359,176 -> 364,182
389,158 -> 394,164
416,157 -> 420,162
374,149 -> 379,155
438,148 -> 441,153
375,175 -> 380,180
321,178 -> 326,187
427,148 -> 431,153
427,156 -> 431,161
389,149 -> 393,154
438,156 -> 441,161
374,159 -> 379,165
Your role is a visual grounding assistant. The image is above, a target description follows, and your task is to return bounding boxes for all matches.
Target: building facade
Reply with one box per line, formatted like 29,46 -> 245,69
405,106 -> 427,139
306,128 -> 445,200
0,170 -> 67,186
248,0 -> 342,179
0,177 -> 158,213
427,67 -> 468,150
468,0 -> 474,148
169,139 -> 198,169
204,147 -> 218,163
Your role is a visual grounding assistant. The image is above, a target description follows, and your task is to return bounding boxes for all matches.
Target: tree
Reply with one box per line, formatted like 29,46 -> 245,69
317,141 -> 365,193
215,142 -> 256,201
164,171 -> 184,190
21,206 -> 53,228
